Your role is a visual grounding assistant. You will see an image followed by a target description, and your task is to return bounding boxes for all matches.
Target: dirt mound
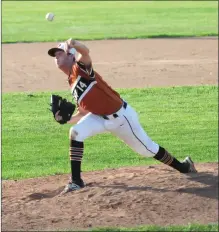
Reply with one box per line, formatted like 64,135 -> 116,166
2,163 -> 218,231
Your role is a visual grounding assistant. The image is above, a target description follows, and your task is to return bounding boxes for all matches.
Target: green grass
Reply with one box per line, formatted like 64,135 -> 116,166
2,1 -> 218,43
91,223 -> 219,231
2,86 -> 218,180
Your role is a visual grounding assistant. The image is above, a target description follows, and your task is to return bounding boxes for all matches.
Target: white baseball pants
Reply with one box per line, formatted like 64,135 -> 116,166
70,102 -> 159,157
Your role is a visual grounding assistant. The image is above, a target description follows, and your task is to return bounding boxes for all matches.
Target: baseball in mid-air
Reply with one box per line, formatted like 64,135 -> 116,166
45,12 -> 55,21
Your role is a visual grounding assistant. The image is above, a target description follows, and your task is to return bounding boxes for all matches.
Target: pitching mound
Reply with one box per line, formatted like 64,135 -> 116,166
2,163 -> 218,231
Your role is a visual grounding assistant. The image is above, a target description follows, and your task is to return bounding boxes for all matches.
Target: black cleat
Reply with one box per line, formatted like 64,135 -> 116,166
183,156 -> 198,173
60,179 -> 86,194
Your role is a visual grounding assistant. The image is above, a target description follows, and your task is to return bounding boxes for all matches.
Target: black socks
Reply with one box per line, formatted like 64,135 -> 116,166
154,146 -> 189,173
69,140 -> 84,182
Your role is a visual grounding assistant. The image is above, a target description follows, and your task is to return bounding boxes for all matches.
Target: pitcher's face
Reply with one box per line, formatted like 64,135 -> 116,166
54,51 -> 68,68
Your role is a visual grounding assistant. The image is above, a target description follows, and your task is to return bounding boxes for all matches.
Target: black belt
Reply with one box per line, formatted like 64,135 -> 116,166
102,101 -> 127,120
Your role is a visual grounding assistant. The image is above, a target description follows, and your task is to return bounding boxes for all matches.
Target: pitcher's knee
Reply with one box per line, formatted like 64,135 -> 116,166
69,127 -> 78,139
69,127 -> 89,142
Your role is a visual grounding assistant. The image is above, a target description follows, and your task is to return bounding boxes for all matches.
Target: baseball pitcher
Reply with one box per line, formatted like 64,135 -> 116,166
48,39 -> 197,194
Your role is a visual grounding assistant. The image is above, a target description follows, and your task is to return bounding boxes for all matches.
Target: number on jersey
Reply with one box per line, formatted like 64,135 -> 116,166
72,76 -> 97,103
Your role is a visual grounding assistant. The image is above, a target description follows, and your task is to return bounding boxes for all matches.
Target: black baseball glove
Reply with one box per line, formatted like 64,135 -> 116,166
50,94 -> 76,124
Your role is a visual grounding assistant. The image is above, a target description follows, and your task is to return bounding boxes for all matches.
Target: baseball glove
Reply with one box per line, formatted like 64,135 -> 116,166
50,94 -> 76,124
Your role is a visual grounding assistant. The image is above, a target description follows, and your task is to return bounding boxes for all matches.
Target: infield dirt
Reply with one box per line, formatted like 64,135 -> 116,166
2,38 -> 218,231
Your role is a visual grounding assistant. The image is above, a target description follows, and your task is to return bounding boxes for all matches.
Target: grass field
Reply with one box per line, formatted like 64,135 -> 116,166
2,1 -> 218,42
2,86 -> 218,180
92,223 -> 218,231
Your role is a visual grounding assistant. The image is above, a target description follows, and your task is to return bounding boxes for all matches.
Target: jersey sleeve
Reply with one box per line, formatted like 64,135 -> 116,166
77,61 -> 95,79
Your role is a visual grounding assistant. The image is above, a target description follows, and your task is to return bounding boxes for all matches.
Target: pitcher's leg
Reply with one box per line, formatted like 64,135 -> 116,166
112,105 -> 197,173
111,118 -> 160,157
64,113 -> 106,193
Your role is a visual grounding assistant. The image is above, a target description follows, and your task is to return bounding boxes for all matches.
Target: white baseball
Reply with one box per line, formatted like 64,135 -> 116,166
45,12 -> 55,21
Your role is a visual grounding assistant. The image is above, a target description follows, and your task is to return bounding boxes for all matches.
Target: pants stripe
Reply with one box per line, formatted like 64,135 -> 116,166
124,116 -> 156,155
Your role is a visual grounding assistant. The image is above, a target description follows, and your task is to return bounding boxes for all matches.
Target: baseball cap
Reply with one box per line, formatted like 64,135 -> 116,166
48,42 -> 76,57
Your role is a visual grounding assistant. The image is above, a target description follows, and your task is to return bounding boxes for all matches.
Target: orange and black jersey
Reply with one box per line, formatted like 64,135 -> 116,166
68,61 -> 123,115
